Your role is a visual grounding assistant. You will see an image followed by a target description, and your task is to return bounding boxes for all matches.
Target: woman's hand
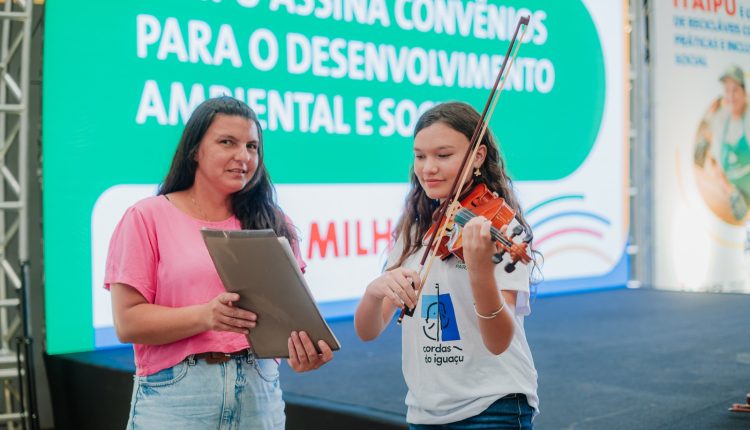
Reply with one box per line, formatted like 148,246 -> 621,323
202,292 -> 257,334
287,331 -> 334,372
364,267 -> 420,309
461,216 -> 496,274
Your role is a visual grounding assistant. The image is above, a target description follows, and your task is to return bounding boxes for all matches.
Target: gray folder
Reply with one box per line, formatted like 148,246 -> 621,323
201,229 -> 341,358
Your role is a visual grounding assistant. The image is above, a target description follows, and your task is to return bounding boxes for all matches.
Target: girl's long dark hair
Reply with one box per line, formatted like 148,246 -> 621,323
390,102 -> 540,281
159,96 -> 296,245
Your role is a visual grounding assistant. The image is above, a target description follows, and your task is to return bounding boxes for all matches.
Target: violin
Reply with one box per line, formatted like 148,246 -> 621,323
397,15 -> 531,324
424,183 -> 532,273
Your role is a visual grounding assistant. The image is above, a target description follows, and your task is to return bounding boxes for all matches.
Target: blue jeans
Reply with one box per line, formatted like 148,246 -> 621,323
126,352 -> 285,430
409,394 -> 534,430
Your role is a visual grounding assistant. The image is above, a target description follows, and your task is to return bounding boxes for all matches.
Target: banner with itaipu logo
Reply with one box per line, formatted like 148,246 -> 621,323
652,1 -> 750,293
42,0 -> 628,354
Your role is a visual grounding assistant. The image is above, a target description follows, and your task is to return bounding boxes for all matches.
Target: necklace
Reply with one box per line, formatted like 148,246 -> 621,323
189,192 -> 209,221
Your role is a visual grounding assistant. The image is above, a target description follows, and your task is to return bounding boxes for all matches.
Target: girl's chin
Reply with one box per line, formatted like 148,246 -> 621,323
423,190 -> 449,201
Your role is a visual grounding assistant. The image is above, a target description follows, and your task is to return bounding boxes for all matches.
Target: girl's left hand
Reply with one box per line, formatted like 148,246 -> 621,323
461,216 -> 496,273
287,331 -> 334,372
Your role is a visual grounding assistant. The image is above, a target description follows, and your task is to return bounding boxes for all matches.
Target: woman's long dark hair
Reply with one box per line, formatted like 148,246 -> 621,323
159,96 -> 296,245
390,102 -> 540,281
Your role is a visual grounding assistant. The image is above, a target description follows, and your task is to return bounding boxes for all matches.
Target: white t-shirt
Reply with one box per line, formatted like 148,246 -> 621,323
390,236 -> 539,425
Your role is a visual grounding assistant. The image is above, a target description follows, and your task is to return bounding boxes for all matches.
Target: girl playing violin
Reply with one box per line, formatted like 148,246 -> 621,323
355,101 -> 539,429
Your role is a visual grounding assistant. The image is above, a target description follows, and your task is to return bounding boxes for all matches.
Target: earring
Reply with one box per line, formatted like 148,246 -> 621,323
474,168 -> 482,177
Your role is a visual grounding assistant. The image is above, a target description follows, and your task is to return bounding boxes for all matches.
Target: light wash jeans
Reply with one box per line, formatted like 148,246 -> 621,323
126,352 -> 285,430
409,394 -> 534,430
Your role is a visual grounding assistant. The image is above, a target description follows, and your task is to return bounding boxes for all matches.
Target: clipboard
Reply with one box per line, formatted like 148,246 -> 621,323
201,229 -> 341,358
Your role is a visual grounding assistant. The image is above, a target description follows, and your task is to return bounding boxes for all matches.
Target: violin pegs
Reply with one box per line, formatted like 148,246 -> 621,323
504,261 -> 517,273
492,252 -> 504,264
511,225 -> 524,238
523,232 -> 534,244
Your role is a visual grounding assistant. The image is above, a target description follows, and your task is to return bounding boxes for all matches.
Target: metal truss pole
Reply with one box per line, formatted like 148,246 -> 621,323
629,0 -> 654,290
0,0 -> 36,428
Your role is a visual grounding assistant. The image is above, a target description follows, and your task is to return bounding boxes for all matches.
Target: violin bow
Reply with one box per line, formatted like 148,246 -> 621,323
398,16 -> 530,324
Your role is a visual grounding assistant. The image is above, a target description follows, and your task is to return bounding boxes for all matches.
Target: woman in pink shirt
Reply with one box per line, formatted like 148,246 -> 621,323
105,96 -> 334,429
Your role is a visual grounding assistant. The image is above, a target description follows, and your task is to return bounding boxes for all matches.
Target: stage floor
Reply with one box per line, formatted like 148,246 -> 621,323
48,288 -> 750,429
281,288 -> 750,429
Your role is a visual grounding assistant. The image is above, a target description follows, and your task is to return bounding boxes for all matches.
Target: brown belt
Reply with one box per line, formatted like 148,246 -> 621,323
192,349 -> 250,365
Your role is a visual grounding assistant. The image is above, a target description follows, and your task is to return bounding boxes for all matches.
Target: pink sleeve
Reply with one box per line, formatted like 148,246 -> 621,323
104,206 -> 158,303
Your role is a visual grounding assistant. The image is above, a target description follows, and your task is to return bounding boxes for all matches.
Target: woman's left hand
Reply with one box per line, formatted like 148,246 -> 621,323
461,216 -> 497,273
287,331 -> 334,372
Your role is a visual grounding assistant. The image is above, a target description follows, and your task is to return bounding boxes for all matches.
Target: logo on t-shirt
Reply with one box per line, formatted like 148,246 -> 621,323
420,284 -> 465,367
421,292 -> 460,342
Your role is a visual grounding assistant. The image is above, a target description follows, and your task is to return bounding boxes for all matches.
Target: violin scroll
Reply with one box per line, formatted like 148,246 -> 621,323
492,224 -> 524,264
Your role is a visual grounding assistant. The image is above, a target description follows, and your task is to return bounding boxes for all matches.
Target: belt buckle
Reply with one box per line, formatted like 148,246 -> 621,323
205,352 -> 232,365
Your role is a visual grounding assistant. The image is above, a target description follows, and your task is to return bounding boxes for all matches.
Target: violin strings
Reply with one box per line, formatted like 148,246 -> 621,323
453,208 -> 514,248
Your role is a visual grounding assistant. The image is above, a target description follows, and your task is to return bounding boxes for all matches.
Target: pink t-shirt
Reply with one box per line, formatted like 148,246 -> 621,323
104,195 -> 306,376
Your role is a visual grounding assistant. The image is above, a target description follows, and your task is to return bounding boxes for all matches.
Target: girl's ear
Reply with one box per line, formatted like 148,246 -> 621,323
473,145 -> 487,170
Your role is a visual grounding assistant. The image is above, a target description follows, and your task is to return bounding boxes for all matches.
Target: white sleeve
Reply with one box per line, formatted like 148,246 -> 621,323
384,234 -> 406,270
494,259 -> 532,316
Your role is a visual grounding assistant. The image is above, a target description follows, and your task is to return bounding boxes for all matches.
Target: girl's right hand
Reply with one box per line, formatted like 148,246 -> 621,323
365,268 -> 420,309
203,292 -> 257,334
